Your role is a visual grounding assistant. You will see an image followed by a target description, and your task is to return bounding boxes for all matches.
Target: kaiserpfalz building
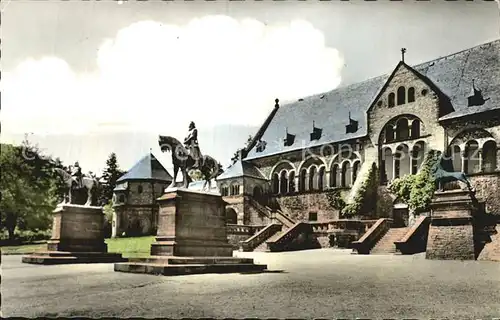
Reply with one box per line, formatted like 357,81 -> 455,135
217,39 -> 500,254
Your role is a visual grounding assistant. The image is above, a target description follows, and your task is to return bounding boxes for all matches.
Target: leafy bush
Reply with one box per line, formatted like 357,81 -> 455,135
389,149 -> 439,214
325,189 -> 346,211
341,163 -> 379,217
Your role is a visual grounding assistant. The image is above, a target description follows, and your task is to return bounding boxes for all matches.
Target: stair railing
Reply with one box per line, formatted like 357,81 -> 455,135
267,222 -> 311,252
351,218 -> 393,254
239,223 -> 282,252
394,215 -> 430,254
275,210 -> 295,228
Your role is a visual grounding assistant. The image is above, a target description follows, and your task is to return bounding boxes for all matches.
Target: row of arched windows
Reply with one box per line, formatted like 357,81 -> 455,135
384,118 -> 421,143
271,161 -> 361,195
381,142 -> 426,184
220,184 -> 242,196
388,86 -> 416,108
447,140 -> 497,174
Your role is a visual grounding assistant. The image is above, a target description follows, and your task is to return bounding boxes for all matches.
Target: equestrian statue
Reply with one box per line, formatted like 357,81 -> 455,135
158,121 -> 223,190
431,151 -> 474,193
55,162 -> 100,206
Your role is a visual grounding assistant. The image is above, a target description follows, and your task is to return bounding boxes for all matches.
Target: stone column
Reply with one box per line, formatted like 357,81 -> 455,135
461,151 -> 467,174
325,170 -> 331,189
295,175 -> 300,192
497,144 -> 500,171
392,153 -> 397,181
478,149 -> 483,173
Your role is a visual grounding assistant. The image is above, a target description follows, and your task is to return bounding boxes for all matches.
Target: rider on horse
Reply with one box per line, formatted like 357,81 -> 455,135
184,121 -> 202,169
71,162 -> 83,189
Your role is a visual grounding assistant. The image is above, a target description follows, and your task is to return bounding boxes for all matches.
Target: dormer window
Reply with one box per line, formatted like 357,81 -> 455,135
467,79 -> 488,107
284,128 -> 295,147
310,121 -> 322,141
345,112 -> 359,134
256,140 -> 267,153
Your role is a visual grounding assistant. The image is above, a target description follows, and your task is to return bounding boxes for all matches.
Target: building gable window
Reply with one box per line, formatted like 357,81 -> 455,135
408,87 -> 415,103
397,86 -> 406,105
388,93 -> 395,108
308,211 -> 318,221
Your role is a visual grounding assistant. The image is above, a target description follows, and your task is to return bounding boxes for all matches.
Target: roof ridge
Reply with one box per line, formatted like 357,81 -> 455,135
412,38 -> 500,69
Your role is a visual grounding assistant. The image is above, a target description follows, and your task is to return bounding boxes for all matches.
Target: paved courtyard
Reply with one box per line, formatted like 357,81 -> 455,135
2,249 -> 499,319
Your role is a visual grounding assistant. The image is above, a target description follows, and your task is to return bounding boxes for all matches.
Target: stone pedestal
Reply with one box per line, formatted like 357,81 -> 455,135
115,188 -> 267,276
426,190 -> 480,260
22,204 -> 125,265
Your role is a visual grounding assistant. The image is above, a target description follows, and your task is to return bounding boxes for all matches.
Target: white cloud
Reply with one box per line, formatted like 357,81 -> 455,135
1,16 -> 344,138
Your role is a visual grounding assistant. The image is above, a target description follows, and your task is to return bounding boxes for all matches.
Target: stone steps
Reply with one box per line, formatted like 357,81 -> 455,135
253,229 -> 285,252
371,227 -> 409,254
115,262 -> 267,276
22,251 -> 126,265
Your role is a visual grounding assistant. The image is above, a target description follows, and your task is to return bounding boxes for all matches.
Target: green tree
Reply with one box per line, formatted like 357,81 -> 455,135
100,153 -> 125,205
0,139 -> 60,240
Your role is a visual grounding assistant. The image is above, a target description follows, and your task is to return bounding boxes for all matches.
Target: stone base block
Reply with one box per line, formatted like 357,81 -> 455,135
114,256 -> 267,276
150,238 -> 233,257
22,251 -> 126,265
426,217 -> 475,260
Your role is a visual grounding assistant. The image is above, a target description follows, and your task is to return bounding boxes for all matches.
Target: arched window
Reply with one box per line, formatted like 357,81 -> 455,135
309,166 -> 317,190
410,120 -> 420,139
382,148 -> 393,184
482,141 -> 497,173
318,167 -> 325,191
252,186 -> 262,199
225,208 -> 237,224
138,185 -> 143,194
299,169 -> 307,192
394,144 -> 410,178
352,161 -> 360,183
408,87 -> 415,103
279,170 -> 288,194
397,86 -> 406,105
288,171 -> 296,193
411,142 -> 425,174
230,184 -> 240,196
385,125 -> 395,143
330,164 -> 339,187
272,173 -> 279,194
341,162 -> 351,187
396,118 -> 409,141
388,93 -> 395,108
464,140 -> 480,174
450,145 -> 462,172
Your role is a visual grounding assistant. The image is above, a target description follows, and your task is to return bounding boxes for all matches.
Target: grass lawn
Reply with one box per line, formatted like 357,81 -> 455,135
1,236 -> 155,257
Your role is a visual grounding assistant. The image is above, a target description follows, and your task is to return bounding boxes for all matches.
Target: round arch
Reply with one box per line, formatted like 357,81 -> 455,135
268,160 -> 296,180
377,114 -> 426,145
297,156 -> 327,173
225,208 -> 238,224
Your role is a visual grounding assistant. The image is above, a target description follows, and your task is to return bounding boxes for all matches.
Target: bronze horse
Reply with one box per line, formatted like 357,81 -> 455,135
431,152 -> 474,192
158,135 -> 222,190
54,168 -> 99,206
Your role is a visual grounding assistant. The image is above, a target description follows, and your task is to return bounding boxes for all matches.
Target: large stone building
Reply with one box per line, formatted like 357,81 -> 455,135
112,152 -> 172,237
217,39 -> 500,250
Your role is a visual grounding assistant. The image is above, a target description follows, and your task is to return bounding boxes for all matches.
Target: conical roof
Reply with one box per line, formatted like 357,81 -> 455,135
117,153 -> 172,182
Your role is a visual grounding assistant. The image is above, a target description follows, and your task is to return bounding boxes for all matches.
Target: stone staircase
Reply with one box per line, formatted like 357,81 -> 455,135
370,227 -> 410,254
253,228 -> 287,252
478,225 -> 500,262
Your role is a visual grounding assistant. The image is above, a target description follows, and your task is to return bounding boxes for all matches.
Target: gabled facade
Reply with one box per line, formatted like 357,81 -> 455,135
218,39 -> 500,228
112,152 -> 173,237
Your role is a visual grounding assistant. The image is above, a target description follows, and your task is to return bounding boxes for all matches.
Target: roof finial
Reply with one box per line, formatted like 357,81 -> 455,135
401,48 -> 407,62
312,120 -> 315,129
348,111 -> 351,120
275,98 -> 280,108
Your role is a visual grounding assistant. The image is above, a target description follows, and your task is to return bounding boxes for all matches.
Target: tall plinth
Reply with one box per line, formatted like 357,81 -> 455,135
22,204 -> 125,264
115,188 -> 267,276
426,190 -> 480,260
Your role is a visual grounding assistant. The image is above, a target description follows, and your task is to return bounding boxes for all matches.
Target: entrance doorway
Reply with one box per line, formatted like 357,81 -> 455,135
393,203 -> 409,227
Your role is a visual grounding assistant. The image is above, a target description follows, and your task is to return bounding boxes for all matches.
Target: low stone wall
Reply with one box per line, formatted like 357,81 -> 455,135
470,173 -> 500,216
274,190 -> 350,222
426,218 -> 475,260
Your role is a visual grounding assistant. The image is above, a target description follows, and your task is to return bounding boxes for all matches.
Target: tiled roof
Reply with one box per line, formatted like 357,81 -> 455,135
117,153 -> 173,182
245,39 -> 500,160
216,159 -> 266,181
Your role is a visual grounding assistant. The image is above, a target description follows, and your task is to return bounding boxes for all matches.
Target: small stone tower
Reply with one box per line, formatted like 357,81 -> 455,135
112,152 -> 172,237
